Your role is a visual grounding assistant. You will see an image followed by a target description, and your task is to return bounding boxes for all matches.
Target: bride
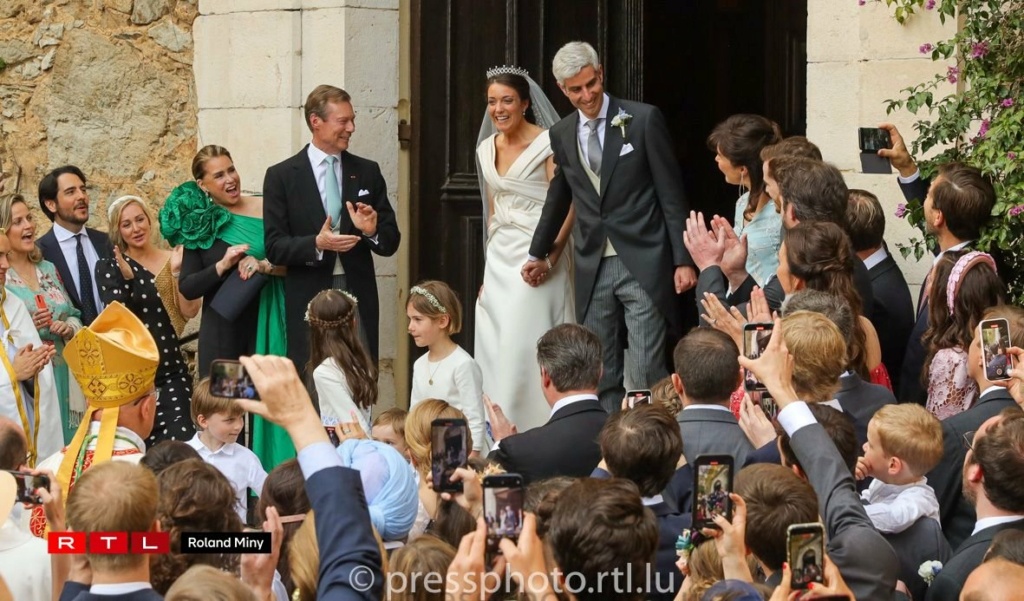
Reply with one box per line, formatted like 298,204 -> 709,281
475,66 -> 574,431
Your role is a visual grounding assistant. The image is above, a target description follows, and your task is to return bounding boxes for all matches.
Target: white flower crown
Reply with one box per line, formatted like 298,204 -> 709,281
409,286 -> 447,314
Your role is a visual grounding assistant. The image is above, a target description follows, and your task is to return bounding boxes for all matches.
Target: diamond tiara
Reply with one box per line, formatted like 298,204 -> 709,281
486,65 -> 530,79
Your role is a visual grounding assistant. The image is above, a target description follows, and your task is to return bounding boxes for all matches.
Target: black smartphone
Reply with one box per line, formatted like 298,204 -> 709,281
484,473 -> 524,565
980,318 -> 1014,381
692,455 -> 733,529
431,418 -> 468,493
743,323 -> 773,391
210,359 -> 259,400
626,389 -> 653,408
858,127 -> 892,152
2,470 -> 49,505
788,522 -> 826,590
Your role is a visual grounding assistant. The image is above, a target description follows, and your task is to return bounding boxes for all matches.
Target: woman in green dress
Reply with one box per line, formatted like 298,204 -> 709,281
0,193 -> 83,443
161,145 -> 292,470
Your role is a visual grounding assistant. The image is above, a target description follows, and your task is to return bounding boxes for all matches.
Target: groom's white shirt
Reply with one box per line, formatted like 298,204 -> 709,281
576,93 -> 610,166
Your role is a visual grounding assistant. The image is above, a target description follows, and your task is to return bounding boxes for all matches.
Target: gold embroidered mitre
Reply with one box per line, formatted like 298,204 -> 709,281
56,302 -> 159,498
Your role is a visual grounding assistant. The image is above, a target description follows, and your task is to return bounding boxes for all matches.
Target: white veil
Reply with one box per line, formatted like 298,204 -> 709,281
476,67 -> 562,246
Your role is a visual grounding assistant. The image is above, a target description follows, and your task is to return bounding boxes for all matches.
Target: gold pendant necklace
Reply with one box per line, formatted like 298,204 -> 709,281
428,359 -> 443,385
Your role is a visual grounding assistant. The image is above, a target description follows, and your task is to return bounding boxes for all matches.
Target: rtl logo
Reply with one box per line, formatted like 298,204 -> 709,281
48,532 -> 170,554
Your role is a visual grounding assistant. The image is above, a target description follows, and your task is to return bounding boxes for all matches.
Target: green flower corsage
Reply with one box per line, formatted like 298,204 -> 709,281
159,181 -> 231,250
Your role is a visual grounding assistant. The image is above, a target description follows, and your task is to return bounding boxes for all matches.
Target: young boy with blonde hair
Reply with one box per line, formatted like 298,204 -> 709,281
371,408 -> 409,459
856,404 -> 944,533
186,378 -> 267,523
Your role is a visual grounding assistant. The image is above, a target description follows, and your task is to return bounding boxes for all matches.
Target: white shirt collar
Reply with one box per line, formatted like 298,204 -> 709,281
862,246 -> 888,270
307,142 -> 339,167
642,495 -> 665,506
52,221 -> 82,242
683,404 -> 732,413
550,393 -> 599,417
933,240 -> 972,266
577,93 -> 610,124
972,515 -> 1024,536
980,385 -> 1004,398
90,583 -> 153,594
187,432 -> 236,456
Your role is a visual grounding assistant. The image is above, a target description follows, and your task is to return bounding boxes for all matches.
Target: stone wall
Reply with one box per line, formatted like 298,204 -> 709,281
806,1 -> 957,297
0,0 -> 198,229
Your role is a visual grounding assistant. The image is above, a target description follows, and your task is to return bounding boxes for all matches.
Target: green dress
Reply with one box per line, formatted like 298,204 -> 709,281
219,214 -> 295,469
6,260 -> 84,443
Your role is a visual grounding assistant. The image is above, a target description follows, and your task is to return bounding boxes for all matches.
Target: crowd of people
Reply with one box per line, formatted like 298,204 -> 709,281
1,38 -> 1023,601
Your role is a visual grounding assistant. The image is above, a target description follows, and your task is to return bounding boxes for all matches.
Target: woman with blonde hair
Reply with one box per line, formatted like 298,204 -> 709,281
96,195 -> 200,443
387,535 -> 456,601
0,192 -> 77,444
289,512 -> 390,601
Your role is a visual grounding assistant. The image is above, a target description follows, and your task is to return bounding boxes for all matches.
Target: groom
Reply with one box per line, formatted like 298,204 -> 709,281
524,41 -> 695,412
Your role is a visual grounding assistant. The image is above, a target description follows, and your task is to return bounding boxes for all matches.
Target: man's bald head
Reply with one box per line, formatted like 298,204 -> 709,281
962,558 -> 1024,601
0,417 -> 27,470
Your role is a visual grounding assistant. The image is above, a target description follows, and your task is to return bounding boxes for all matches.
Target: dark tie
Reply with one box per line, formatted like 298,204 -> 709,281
76,233 -> 98,324
586,118 -> 603,175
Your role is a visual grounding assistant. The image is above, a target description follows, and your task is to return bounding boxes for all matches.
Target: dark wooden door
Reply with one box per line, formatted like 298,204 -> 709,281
410,0 -> 806,369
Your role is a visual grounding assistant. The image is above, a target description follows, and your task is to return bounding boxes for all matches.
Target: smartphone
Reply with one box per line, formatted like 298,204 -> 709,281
788,522 -> 826,590
483,473 -> 524,564
34,294 -> 52,327
980,318 -> 1014,381
1,470 -> 50,505
209,359 -> 260,400
626,389 -> 652,408
431,418 -> 468,493
743,323 -> 773,391
858,127 -> 892,152
756,391 -> 778,420
692,455 -> 733,529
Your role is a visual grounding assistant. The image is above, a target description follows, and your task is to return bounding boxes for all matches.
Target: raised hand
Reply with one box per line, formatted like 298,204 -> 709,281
112,246 -> 134,281
440,467 -> 483,518
683,211 -> 724,271
737,393 -> 777,448
241,506 -> 284,600
877,122 -> 918,177
346,201 -> 378,237
994,346 -> 1024,409
235,355 -> 327,452
170,245 -> 185,275
335,411 -> 369,443
216,243 -> 250,276
711,215 -> 748,279
484,394 -> 517,441
748,286 -> 773,324
701,291 -> 746,348
736,319 -> 799,409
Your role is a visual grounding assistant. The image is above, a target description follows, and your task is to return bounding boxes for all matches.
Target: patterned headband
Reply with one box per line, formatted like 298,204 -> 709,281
305,289 -> 359,327
409,286 -> 447,314
946,251 -> 997,315
486,65 -> 529,79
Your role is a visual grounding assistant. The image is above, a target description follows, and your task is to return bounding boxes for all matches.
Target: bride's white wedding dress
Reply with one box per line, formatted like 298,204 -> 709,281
475,130 -> 575,432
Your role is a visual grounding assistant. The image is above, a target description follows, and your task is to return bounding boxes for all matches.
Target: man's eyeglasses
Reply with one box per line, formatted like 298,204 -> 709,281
131,388 -> 161,406
963,430 -> 977,452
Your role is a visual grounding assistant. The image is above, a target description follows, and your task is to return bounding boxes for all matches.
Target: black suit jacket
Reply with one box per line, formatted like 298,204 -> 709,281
488,398 -> 608,484
926,519 -> 1024,601
883,516 -> 952,601
529,96 -> 691,329
836,372 -> 896,448
896,174 -> 933,405
264,146 -> 400,366
867,253 -> 915,392
38,226 -> 113,324
677,407 -> 755,466
926,388 -> 1018,550
790,421 -> 899,601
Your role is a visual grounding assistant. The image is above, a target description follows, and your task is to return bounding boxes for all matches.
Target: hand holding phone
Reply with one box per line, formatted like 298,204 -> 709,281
788,522 -> 826,590
743,323 -> 772,391
431,418 -> 468,493
210,359 -> 260,400
484,474 -> 524,565
1,470 -> 50,505
858,127 -> 893,174
626,389 -> 652,408
980,318 -> 1014,381
692,455 -> 733,529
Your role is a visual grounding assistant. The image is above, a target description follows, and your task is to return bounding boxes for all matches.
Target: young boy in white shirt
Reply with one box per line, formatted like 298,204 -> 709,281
186,378 -> 267,524
856,403 -> 944,533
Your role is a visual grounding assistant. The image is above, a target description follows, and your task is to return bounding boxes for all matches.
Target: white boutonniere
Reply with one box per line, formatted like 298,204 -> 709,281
610,107 -> 632,138
918,560 -> 943,585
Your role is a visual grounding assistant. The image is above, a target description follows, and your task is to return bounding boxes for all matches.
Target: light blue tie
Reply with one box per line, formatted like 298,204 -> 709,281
325,155 -> 342,230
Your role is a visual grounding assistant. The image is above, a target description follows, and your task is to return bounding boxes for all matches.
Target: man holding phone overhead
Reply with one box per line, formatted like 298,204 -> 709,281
0,419 -> 51,601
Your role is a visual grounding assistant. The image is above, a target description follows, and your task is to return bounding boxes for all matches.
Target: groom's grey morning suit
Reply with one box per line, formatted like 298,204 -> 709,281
529,94 -> 692,411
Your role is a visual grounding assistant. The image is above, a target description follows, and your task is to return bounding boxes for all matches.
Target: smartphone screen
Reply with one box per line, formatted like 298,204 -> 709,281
484,474 -> 524,564
980,318 -> 1013,381
626,389 -> 653,408
756,391 -> 778,420
788,523 -> 825,589
431,418 -> 468,493
692,455 -> 733,529
2,470 -> 49,504
210,360 -> 260,400
743,324 -> 773,391
858,127 -> 892,152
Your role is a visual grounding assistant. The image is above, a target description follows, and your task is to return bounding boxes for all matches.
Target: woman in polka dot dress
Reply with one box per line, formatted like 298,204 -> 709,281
96,195 -> 202,445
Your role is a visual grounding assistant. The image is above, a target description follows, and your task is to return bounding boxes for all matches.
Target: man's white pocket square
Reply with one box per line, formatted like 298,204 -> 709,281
619,143 -> 634,156
358,189 -> 370,196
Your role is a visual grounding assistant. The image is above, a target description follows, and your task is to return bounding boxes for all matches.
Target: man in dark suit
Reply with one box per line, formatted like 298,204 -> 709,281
488,324 -> 608,484
926,409 -> 1024,601
264,85 -> 400,370
927,304 -> 1024,550
671,328 -> 754,466
877,123 -> 995,405
846,189 -> 915,392
524,41 -> 695,413
36,165 -> 113,325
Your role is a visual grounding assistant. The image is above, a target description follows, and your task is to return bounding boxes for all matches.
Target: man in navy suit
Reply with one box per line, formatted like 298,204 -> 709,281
264,85 -> 400,369
846,189 -> 914,392
36,165 -> 113,325
877,124 -> 995,405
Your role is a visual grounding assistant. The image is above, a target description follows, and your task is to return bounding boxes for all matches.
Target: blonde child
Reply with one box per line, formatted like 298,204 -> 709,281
856,404 -> 943,533
186,377 -> 267,523
407,280 -> 486,454
372,407 -> 410,458
307,289 -> 378,432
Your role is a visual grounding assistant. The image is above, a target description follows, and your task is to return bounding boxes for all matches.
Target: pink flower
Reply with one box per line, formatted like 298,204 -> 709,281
895,203 -> 909,218
1010,205 -> 1024,218
978,119 -> 990,138
920,43 -> 934,54
1002,98 -> 1015,108
1010,152 -> 1018,160
926,0 -> 936,8
858,0 -> 866,5
970,41 -> 989,59
947,66 -> 959,83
